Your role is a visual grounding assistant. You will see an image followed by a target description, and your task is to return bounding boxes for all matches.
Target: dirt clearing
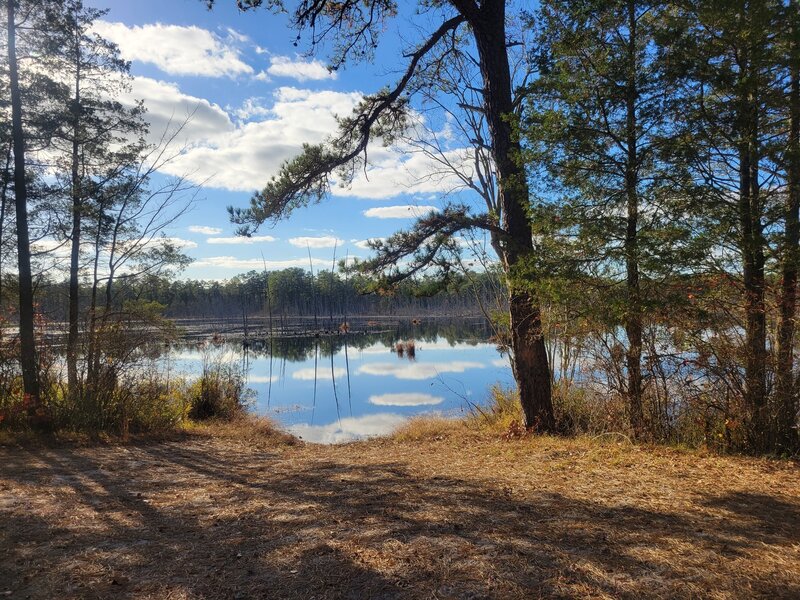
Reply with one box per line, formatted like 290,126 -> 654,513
1,427 -> 798,599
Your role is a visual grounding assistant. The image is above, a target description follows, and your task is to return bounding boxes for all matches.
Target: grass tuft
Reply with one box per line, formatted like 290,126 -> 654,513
391,415 -> 465,442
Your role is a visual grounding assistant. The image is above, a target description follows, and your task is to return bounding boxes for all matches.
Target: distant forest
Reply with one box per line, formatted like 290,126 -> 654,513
0,268 -> 503,322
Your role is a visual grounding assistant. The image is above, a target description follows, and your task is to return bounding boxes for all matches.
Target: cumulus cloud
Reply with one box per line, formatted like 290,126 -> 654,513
353,238 -> 385,249
159,237 -> 198,249
121,76 -> 234,150
207,235 -> 277,245
188,225 -> 223,235
93,21 -> 253,78
288,236 -> 343,249
151,86 -> 362,192
331,146 -> 473,200
231,97 -> 272,121
363,205 -> 439,219
192,256 -> 330,270
118,80 -> 476,200
265,55 -> 336,82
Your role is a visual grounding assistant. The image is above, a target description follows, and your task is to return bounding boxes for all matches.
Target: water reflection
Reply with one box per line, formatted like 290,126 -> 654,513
288,413 -> 409,444
169,323 -> 513,443
368,393 -> 444,406
292,367 -> 347,380
358,361 -> 486,380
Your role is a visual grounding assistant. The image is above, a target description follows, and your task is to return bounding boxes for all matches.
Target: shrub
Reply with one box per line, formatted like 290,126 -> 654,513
188,346 -> 252,421
467,384 -> 522,432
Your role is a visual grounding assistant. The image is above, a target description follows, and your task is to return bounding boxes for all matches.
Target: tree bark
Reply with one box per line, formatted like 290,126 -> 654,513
67,19 -> 82,395
738,44 -> 768,451
471,0 -> 555,431
0,142 -> 12,306
7,0 -> 41,408
776,4 -> 800,452
624,0 -> 644,435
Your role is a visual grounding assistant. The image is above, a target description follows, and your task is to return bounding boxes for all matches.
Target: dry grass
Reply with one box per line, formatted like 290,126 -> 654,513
1,423 -> 798,599
184,415 -> 300,449
391,415 -> 468,442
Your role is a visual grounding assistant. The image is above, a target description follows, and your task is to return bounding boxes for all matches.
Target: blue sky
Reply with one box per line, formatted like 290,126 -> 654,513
81,0 -> 488,280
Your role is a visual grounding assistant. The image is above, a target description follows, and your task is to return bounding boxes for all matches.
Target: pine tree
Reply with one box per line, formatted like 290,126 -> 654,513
528,0 -> 696,435
44,0 -> 146,396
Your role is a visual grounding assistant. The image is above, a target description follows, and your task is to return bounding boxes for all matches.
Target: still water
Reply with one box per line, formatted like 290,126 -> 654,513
169,324 -> 514,443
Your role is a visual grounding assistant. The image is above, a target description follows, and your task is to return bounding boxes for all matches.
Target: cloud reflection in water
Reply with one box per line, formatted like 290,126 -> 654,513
288,413 -> 408,444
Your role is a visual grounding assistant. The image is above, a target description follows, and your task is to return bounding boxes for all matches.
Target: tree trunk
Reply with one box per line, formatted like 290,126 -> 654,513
738,48 -> 768,450
776,5 -> 800,452
509,289 -> 555,430
624,0 -> 644,435
0,142 -> 12,306
7,0 -> 41,409
471,0 -> 555,431
86,202 -> 104,409
67,30 -> 82,395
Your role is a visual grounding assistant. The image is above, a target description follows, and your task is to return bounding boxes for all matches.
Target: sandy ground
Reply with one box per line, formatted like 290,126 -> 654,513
1,427 -> 798,599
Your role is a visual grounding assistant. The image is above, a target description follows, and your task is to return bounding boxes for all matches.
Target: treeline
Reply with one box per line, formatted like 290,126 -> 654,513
136,268 -> 500,319
0,268 -> 501,322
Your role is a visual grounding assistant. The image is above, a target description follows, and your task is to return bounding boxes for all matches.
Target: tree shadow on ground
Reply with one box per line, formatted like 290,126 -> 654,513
1,441 -> 798,599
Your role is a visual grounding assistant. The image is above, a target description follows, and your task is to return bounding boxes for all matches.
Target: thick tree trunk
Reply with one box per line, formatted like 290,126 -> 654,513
509,289 -> 555,430
624,0 -> 644,435
471,0 -> 555,431
7,0 -> 41,408
776,8 -> 800,452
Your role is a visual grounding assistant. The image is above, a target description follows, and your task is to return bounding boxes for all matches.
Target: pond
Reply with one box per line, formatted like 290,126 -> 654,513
168,321 -> 515,443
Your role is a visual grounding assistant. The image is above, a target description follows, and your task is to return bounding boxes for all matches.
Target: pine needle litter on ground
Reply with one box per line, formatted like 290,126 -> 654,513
1,421 -> 798,599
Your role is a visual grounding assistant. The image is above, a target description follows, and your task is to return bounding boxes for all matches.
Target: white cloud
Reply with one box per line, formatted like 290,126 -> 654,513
152,86 -> 362,192
192,256 -> 329,270
369,393 -> 444,407
288,236 -> 343,249
331,147 -> 473,200
93,21 -> 253,78
122,76 -> 234,149
292,367 -> 347,381
491,358 -> 510,368
31,238 -> 71,260
358,361 -> 485,380
288,413 -> 408,444
353,238 -> 385,249
231,97 -> 272,121
224,27 -> 250,44
188,225 -> 223,235
119,81 -> 475,200
207,235 -> 277,245
159,237 -> 198,249
265,55 -> 336,82
363,205 -> 440,219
